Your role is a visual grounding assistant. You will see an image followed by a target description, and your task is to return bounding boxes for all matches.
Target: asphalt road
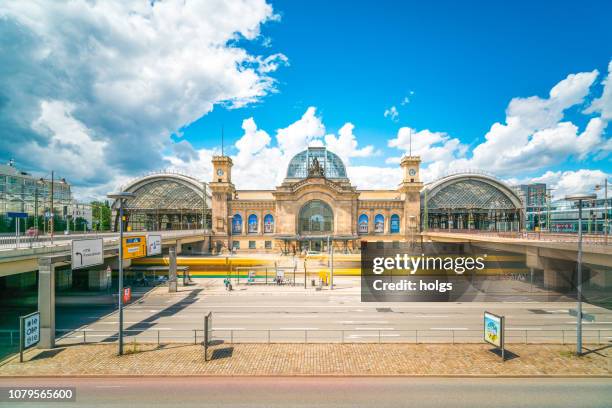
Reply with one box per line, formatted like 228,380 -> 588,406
57,278 -> 612,344
0,377 -> 611,408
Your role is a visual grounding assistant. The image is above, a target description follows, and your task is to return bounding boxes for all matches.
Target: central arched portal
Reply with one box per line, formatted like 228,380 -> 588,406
298,199 -> 334,252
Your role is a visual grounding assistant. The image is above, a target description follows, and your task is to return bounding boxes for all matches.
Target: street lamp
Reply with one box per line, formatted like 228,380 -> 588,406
565,193 -> 596,356
107,191 -> 135,356
595,179 -> 609,244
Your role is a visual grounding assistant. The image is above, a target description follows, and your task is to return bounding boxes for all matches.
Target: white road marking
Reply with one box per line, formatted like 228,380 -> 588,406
354,327 -> 394,330
278,327 -> 319,330
430,328 -> 468,330
338,321 -> 389,324
507,328 -> 542,330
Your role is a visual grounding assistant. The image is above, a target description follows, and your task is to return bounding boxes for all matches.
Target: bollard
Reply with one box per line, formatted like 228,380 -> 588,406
194,329 -> 197,345
157,330 -> 160,346
83,330 -> 87,344
452,330 -> 455,345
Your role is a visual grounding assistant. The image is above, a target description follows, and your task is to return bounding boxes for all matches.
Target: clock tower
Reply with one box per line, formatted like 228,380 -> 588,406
210,155 -> 235,251
398,155 -> 423,238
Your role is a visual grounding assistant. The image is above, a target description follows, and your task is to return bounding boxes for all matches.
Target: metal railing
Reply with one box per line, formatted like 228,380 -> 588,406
0,229 -> 209,251
39,328 -> 612,346
425,229 -> 612,245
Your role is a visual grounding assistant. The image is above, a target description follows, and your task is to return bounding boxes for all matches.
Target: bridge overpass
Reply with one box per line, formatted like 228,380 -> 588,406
421,230 -> 612,290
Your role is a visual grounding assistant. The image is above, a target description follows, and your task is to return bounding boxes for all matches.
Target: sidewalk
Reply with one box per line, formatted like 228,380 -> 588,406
1,343 -> 609,377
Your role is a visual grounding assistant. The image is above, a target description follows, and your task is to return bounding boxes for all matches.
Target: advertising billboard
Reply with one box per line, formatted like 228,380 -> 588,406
122,235 -> 147,259
71,238 -> 104,270
484,311 -> 504,348
147,234 -> 162,256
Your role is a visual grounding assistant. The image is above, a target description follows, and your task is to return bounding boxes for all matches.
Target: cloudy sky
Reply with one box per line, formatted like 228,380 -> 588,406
0,0 -> 610,201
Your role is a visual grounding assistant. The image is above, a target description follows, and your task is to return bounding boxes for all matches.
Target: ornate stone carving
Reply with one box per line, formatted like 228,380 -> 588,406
308,157 -> 325,178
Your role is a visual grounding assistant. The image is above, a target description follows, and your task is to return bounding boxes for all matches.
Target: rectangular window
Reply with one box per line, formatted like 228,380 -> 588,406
392,241 -> 400,249
249,240 -> 256,249
265,240 -> 272,249
232,241 -> 240,249
376,241 -> 384,249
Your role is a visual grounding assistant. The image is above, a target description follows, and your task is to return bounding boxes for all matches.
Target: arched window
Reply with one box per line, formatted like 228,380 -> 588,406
374,214 -> 384,233
232,214 -> 242,234
298,200 -> 333,234
358,214 -> 369,234
248,214 -> 258,233
390,214 -> 400,233
264,214 -> 274,233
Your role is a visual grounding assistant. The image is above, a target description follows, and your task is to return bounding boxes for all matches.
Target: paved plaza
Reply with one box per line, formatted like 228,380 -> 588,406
1,342 -> 610,377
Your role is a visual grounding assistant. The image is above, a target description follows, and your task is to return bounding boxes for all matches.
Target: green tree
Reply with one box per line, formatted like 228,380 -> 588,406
91,200 -> 112,231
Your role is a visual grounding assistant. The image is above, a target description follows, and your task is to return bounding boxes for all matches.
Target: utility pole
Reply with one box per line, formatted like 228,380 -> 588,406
50,171 -> 54,243
565,193 -> 596,356
596,179 -> 609,244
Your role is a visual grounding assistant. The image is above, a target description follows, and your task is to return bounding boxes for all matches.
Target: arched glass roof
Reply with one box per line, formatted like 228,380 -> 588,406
123,179 -> 206,210
286,147 -> 348,179
425,178 -> 520,211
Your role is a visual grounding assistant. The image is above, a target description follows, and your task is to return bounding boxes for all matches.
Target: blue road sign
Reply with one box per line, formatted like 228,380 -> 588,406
7,212 -> 28,218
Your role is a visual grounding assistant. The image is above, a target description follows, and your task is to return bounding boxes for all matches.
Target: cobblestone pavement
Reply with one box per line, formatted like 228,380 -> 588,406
0,343 -> 610,377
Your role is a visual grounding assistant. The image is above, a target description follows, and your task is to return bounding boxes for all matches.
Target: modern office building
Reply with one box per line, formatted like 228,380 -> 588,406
526,197 -> 611,234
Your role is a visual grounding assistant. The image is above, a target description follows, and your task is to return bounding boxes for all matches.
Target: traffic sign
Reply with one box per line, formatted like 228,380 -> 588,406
71,238 -> 104,270
569,309 -> 595,322
122,235 -> 147,259
7,212 -> 27,218
20,311 -> 40,362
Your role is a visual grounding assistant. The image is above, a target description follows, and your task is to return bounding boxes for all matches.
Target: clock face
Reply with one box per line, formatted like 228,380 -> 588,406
216,169 -> 224,176
409,169 -> 417,176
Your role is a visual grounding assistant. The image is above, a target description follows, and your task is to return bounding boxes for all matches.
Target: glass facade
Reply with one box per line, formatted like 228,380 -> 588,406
423,177 -> 522,231
374,214 -> 384,233
390,214 -> 400,233
264,214 -> 274,233
232,214 -> 243,234
248,214 -> 258,233
358,214 -> 368,234
298,200 -> 333,234
286,147 -> 348,179
118,176 -> 210,231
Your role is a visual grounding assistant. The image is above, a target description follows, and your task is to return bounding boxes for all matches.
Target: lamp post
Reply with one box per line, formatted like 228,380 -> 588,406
595,179 -> 609,244
107,191 -> 135,356
565,193 -> 596,356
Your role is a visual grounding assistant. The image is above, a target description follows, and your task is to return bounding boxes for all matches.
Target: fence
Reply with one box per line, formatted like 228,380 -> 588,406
1,328 -> 607,348
426,229 -> 611,245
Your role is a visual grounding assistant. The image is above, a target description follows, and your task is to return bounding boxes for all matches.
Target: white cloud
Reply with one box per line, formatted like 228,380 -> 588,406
401,96 -> 410,106
0,0 -> 285,197
324,123 -> 375,164
276,107 -> 326,158
384,106 -> 399,121
387,127 -> 467,166
585,60 -> 612,121
524,169 -> 610,200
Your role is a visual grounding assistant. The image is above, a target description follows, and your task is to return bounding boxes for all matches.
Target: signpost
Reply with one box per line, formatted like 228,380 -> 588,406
204,312 -> 213,361
147,234 -> 162,256
569,308 -> 595,322
19,312 -> 40,363
484,311 -> 505,360
122,235 -> 147,259
71,238 -> 104,270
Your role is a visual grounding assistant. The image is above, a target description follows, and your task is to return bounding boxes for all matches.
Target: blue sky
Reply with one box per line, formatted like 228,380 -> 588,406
0,0 -> 610,199
182,1 -> 611,171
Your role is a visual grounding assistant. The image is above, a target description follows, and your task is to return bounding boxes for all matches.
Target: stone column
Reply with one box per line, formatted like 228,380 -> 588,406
38,257 -> 55,349
168,246 -> 177,292
543,259 -> 574,290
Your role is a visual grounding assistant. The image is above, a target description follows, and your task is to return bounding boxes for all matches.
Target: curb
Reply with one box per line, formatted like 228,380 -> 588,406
1,374 -> 611,379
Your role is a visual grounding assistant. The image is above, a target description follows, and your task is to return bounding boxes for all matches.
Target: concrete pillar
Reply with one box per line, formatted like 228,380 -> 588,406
543,259 -> 574,290
88,269 -> 109,291
38,257 -> 55,349
168,246 -> 177,292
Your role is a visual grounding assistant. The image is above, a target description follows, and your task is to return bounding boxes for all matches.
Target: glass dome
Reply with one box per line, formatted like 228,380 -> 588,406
286,147 -> 348,179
